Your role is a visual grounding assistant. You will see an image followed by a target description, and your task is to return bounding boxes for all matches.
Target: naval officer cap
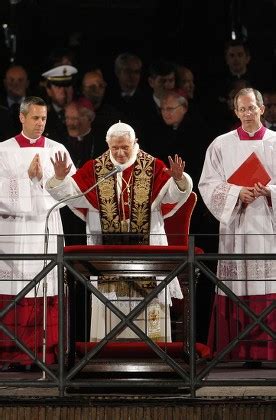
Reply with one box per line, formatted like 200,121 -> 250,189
42,65 -> 78,87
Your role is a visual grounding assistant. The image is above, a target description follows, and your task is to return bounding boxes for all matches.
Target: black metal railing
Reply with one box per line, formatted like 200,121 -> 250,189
0,234 -> 275,397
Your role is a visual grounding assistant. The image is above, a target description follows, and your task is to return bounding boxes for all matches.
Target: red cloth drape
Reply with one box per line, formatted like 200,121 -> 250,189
208,293 -> 276,361
0,295 -> 61,365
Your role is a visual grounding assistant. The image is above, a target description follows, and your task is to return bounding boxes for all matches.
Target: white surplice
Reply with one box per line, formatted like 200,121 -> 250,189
0,137 -> 76,297
199,128 -> 276,296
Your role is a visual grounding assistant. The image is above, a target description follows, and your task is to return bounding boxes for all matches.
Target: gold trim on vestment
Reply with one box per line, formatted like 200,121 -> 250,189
98,276 -> 157,297
94,153 -> 121,233
95,150 -> 154,244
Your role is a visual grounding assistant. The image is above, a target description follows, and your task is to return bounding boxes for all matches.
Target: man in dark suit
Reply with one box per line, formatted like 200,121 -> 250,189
0,105 -> 16,141
107,52 -> 146,139
139,59 -> 177,151
0,64 -> 30,134
81,68 -> 125,156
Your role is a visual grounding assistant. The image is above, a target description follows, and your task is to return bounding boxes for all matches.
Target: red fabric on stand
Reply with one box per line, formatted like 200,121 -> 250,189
64,244 -> 204,255
75,341 -> 211,360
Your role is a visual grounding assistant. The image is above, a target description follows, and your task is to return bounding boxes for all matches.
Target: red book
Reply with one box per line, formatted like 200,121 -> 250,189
227,152 -> 271,187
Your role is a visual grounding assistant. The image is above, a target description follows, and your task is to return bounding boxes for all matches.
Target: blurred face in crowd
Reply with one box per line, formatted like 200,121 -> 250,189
20,105 -> 47,139
65,102 -> 81,137
82,71 -> 106,109
177,67 -> 195,99
234,91 -> 264,132
4,65 -> 29,99
65,102 -> 94,137
78,107 -> 94,135
263,92 -> 276,124
160,94 -> 187,127
225,45 -> 250,76
108,135 -> 135,164
46,83 -> 73,108
148,72 -> 175,99
116,57 -> 142,93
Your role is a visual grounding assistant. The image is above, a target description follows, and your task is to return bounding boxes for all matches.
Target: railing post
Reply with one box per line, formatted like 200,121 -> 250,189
188,233 -> 196,396
57,234 -> 65,397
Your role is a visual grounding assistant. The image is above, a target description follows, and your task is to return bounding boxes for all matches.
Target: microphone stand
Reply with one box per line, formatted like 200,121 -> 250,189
40,165 -> 121,379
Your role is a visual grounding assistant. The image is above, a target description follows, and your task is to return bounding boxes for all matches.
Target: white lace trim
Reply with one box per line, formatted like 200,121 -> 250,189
211,182 -> 231,219
218,259 -> 273,281
9,178 -> 19,206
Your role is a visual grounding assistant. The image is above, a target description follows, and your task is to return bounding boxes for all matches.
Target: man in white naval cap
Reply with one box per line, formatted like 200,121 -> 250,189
42,65 -> 78,145
46,121 -> 193,343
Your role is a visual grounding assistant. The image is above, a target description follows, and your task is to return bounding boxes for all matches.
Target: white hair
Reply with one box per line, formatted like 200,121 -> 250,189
106,121 -> 136,144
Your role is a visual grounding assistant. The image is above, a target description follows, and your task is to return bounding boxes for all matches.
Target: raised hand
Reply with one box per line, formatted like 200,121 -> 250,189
165,154 -> 185,181
50,151 -> 72,180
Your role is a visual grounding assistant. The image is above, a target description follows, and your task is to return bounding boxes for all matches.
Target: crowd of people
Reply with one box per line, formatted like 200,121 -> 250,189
0,37 -> 275,370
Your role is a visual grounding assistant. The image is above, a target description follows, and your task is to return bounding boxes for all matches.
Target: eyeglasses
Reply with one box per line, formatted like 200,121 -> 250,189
160,105 -> 182,113
236,105 -> 259,114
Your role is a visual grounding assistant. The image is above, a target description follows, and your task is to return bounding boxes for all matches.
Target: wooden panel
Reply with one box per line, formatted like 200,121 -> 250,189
0,403 -> 276,419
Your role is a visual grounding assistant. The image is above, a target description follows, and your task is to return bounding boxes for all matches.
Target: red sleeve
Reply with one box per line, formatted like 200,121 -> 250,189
72,160 -> 99,208
151,158 -> 171,203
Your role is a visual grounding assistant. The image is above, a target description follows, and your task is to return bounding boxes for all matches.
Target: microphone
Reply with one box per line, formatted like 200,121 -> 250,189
101,164 -> 122,181
40,164 -> 122,378
44,164 -> 122,240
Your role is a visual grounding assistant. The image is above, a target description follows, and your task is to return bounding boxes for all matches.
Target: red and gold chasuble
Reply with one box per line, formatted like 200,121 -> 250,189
72,150 -> 171,244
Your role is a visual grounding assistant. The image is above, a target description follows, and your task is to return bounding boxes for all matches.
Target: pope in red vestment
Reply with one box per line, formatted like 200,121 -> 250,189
46,121 -> 193,342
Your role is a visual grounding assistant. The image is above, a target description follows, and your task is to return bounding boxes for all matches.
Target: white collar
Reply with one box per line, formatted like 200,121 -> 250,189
109,142 -> 139,171
121,90 -> 135,97
21,131 -> 42,144
243,125 -> 262,137
52,103 -> 63,113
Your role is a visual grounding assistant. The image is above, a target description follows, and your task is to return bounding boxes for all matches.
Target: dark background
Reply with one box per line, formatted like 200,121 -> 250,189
0,0 -> 276,86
